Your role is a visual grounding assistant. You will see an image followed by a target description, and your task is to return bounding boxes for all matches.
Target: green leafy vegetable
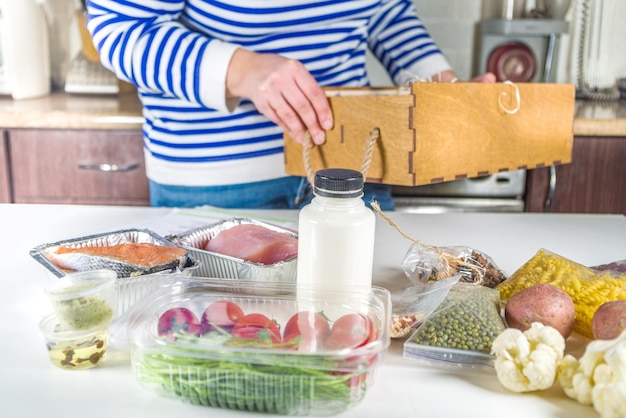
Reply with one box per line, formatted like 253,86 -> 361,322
133,332 -> 371,414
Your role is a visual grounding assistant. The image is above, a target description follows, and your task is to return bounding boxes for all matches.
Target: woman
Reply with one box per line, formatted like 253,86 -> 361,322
86,0 -> 494,209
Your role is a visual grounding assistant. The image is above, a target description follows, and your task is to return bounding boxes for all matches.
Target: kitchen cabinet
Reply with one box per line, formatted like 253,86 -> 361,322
7,129 -> 149,206
1,94 -> 625,212
525,136 -> 626,215
0,130 -> 10,203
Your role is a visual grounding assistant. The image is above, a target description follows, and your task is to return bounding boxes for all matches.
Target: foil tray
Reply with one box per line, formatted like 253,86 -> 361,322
30,228 -> 197,278
30,228 -> 200,317
168,218 -> 298,283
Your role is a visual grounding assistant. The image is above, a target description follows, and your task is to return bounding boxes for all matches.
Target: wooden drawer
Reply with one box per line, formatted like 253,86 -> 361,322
525,136 -> 626,214
9,129 -> 149,206
0,130 -> 10,203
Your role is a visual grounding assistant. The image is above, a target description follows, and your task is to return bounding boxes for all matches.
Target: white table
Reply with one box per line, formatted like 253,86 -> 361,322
2,203 -> 624,418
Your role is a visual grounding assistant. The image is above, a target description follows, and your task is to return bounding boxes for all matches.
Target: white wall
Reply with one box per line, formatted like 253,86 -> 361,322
412,0 -> 483,80
368,0 -> 626,89
36,0 -> 626,91
563,0 -> 626,89
367,0 -> 483,85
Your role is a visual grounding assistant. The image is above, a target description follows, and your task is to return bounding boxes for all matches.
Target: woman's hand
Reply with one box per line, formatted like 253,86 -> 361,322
433,69 -> 497,83
226,49 -> 333,145
470,72 -> 497,83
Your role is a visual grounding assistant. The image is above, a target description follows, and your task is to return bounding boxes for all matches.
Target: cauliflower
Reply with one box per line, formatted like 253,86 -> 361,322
557,330 -> 626,418
491,322 -> 565,392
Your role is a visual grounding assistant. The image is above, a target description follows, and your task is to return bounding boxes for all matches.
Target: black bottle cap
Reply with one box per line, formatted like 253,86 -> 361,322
314,168 -> 364,198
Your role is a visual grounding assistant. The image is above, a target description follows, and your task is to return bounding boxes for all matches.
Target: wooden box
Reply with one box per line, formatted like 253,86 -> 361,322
283,82 -> 575,186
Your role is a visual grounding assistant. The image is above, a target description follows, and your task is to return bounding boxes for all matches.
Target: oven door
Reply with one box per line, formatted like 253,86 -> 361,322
392,196 -> 525,213
392,169 -> 526,213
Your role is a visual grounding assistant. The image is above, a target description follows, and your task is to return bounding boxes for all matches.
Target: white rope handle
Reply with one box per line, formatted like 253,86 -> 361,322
498,80 -> 521,115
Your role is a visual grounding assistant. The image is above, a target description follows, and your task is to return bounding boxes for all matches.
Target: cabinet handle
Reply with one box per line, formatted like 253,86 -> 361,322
544,165 -> 556,211
78,163 -> 140,172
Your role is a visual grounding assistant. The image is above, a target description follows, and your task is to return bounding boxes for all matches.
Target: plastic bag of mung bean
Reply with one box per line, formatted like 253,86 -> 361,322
403,283 -> 506,369
391,274 -> 461,338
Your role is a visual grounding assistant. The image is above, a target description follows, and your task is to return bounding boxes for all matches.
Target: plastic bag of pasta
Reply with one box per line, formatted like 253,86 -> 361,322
497,249 -> 626,339
402,242 -> 508,288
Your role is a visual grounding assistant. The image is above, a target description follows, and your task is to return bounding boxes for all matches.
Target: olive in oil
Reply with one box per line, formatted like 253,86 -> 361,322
45,330 -> 108,370
39,313 -> 109,370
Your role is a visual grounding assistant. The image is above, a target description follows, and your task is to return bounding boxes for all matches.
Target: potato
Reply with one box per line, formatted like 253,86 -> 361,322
592,300 -> 626,340
504,284 -> 575,339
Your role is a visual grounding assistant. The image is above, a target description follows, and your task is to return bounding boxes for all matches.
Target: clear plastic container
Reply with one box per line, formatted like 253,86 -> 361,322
127,278 -> 390,415
44,269 -> 116,330
39,313 -> 109,370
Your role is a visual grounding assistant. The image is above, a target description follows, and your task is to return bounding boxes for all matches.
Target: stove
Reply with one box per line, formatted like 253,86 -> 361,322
478,19 -> 569,83
392,169 -> 526,213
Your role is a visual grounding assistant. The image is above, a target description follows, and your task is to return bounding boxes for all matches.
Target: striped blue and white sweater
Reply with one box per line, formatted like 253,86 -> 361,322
86,0 -> 451,186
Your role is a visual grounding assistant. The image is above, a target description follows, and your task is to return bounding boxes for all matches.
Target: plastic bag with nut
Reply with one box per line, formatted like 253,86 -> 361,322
402,242 -> 508,288
497,249 -> 626,339
390,274 -> 461,338
403,283 -> 506,368
370,201 -> 507,288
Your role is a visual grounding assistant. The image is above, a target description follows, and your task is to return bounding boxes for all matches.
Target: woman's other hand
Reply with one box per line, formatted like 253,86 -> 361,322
226,49 -> 333,145
470,72 -> 497,83
433,69 -> 496,83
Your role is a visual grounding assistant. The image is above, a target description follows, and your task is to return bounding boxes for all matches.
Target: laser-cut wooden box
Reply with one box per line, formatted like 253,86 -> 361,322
284,82 -> 575,186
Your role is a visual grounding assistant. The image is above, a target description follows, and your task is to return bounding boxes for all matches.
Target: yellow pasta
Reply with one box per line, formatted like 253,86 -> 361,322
497,249 -> 626,339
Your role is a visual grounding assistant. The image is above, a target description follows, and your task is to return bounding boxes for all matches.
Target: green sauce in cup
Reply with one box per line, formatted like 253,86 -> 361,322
53,295 -> 113,329
46,269 -> 117,330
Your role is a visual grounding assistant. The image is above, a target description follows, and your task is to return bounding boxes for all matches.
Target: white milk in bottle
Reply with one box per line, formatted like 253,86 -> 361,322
296,168 -> 376,312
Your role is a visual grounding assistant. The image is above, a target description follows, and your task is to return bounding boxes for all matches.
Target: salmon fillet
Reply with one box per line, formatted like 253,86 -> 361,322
54,243 -> 187,268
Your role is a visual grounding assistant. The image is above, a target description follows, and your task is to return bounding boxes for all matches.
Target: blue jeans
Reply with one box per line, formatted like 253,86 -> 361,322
149,177 -> 395,211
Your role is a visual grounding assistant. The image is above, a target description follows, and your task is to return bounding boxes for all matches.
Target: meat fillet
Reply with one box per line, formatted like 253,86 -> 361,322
205,224 -> 297,265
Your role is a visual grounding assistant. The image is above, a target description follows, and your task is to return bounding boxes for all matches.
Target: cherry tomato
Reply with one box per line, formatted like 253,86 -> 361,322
283,310 -> 331,351
324,313 -> 375,350
157,307 -> 201,339
200,300 -> 244,334
231,313 -> 281,344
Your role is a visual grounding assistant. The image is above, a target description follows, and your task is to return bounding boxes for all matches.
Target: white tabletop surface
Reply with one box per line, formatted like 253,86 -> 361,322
2,203 -> 625,418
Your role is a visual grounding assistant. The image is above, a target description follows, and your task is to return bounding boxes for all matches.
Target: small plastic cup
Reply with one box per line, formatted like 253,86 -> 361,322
44,269 -> 117,330
39,313 -> 109,370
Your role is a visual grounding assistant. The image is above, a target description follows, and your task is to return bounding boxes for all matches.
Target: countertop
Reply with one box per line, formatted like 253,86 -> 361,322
0,92 -> 625,136
2,203 -> 625,418
0,93 -> 144,130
